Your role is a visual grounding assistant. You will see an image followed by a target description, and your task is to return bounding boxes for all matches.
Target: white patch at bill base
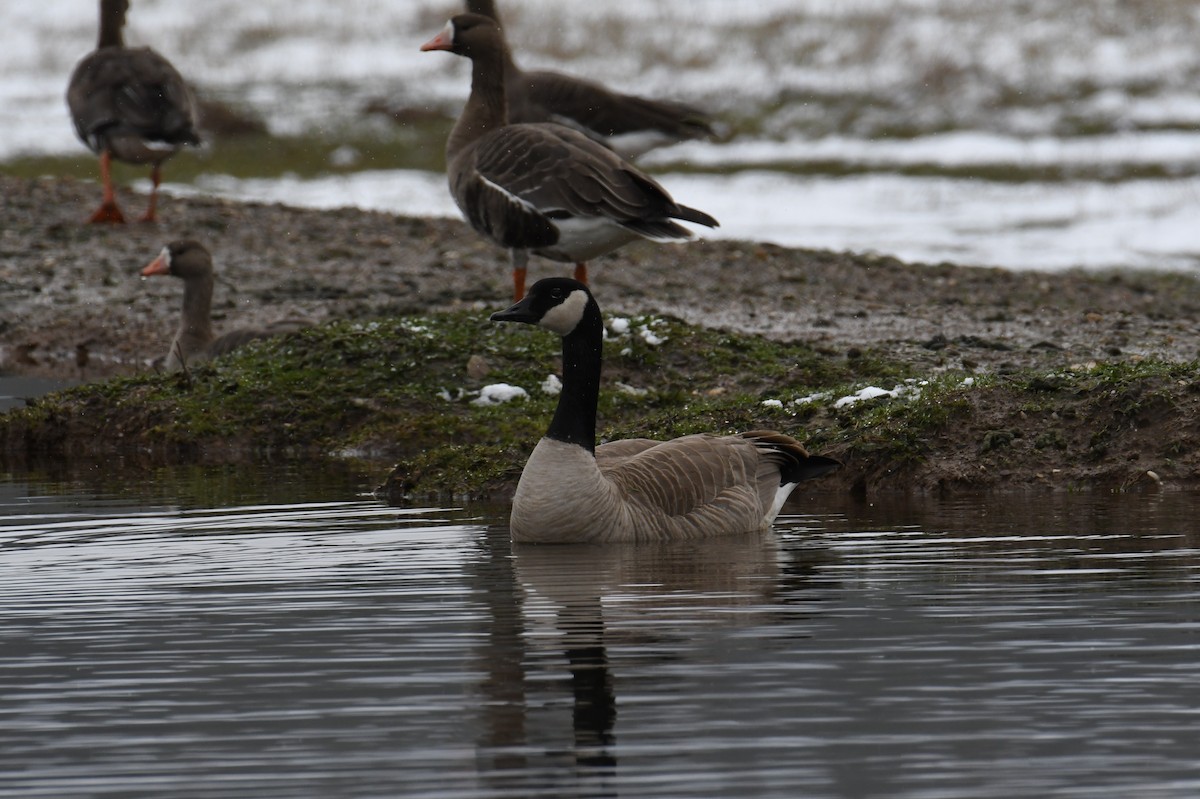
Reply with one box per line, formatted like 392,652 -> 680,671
539,289 -> 589,335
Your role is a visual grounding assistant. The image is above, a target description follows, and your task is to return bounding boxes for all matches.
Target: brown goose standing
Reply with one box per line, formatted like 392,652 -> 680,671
67,0 -> 200,224
491,278 -> 840,543
421,14 -> 718,301
464,0 -> 715,158
141,240 -> 308,371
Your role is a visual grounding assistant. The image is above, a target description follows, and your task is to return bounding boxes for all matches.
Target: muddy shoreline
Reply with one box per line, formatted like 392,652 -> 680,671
6,173 -> 1200,380
3,174 -> 1200,496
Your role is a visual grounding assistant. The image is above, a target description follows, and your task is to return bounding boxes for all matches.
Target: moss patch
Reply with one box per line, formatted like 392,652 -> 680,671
5,307 -> 1200,500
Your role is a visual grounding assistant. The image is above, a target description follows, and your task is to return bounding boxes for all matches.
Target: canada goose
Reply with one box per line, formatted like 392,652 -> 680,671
141,240 -> 307,371
67,0 -> 200,224
420,14 -> 718,302
464,0 -> 715,158
491,277 -> 840,543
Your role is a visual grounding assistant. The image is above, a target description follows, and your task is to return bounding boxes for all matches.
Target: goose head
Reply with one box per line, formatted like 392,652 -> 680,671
419,13 -> 502,57
141,239 -> 213,282
490,277 -> 596,336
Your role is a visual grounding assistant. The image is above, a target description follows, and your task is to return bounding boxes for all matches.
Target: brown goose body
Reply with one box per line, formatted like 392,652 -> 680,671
141,240 -> 307,371
421,14 -> 717,300
491,278 -> 840,544
465,0 -> 714,158
67,0 -> 199,224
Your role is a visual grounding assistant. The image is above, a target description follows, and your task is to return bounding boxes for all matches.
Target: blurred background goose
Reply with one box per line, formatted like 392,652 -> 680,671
67,0 -> 200,223
141,240 -> 308,371
491,277 -> 839,543
464,0 -> 715,158
421,14 -> 717,301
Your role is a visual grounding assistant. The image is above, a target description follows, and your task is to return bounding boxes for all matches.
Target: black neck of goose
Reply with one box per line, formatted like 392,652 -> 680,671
98,0 -> 125,48
447,42 -> 509,161
546,308 -> 604,454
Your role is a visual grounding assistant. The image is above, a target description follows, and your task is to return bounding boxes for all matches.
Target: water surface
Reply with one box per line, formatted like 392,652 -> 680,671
2,467 -> 1198,798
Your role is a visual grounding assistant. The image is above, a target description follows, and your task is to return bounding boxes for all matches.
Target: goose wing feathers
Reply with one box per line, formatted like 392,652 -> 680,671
209,319 -> 311,357
599,434 -> 773,522
68,47 -> 199,148
465,123 -> 707,238
519,70 -> 714,141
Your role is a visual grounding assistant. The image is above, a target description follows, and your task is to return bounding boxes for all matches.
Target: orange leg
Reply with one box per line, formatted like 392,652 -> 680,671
510,248 -> 528,301
573,262 -> 588,284
87,150 -> 126,224
512,266 -> 527,302
138,162 -> 162,223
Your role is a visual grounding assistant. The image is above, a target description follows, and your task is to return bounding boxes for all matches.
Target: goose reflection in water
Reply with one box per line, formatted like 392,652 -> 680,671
469,522 -> 827,793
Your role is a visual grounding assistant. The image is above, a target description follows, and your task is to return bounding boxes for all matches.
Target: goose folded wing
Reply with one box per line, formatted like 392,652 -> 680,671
524,71 -> 714,139
594,438 -> 661,469
108,49 -> 198,141
473,123 -> 678,225
600,434 -> 765,521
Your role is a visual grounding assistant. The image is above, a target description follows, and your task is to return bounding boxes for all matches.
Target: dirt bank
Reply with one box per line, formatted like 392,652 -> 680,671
3,174 -> 1200,496
6,174 -> 1200,380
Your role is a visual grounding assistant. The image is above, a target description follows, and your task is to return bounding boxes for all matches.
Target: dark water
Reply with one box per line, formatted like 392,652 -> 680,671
1,465 -> 1198,798
0,377 -> 79,413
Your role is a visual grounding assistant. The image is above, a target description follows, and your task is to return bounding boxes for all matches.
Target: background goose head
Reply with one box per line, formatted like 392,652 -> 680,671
419,13 -> 502,58
141,239 -> 212,282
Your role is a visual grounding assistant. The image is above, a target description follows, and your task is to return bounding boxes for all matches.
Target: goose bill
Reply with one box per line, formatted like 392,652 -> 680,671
140,248 -> 171,277
490,294 -> 537,324
419,22 -> 455,51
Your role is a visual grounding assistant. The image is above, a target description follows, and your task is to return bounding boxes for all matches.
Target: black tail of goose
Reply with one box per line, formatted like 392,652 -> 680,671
739,431 -> 842,486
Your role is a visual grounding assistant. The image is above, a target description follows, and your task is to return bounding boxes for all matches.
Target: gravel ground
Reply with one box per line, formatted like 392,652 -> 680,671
5,174 -> 1199,384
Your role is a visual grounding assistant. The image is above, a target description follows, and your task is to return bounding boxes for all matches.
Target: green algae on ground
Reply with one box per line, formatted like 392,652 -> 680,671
0,309 -> 891,482
2,123 -> 453,187
5,309 -> 1200,499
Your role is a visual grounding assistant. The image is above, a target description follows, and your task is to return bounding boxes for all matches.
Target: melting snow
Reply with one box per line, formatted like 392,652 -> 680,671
471,384 -> 528,406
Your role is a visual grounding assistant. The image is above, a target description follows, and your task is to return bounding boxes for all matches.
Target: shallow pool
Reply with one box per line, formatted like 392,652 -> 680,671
1,466 -> 1197,797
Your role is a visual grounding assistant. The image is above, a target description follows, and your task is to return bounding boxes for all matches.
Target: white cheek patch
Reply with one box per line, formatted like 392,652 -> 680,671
539,290 -> 589,335
161,246 -> 172,268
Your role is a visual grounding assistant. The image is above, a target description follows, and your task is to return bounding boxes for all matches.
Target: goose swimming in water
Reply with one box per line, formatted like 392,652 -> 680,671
491,277 -> 840,543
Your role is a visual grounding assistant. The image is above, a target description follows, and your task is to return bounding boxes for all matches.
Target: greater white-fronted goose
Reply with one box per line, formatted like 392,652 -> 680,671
141,240 -> 307,371
421,14 -> 718,301
464,0 -> 715,158
491,278 -> 840,543
67,0 -> 200,224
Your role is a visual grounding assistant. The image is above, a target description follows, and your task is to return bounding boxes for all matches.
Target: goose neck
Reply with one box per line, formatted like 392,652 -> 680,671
546,312 -> 604,453
178,275 -> 215,346
98,0 -> 125,48
447,45 -> 509,160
